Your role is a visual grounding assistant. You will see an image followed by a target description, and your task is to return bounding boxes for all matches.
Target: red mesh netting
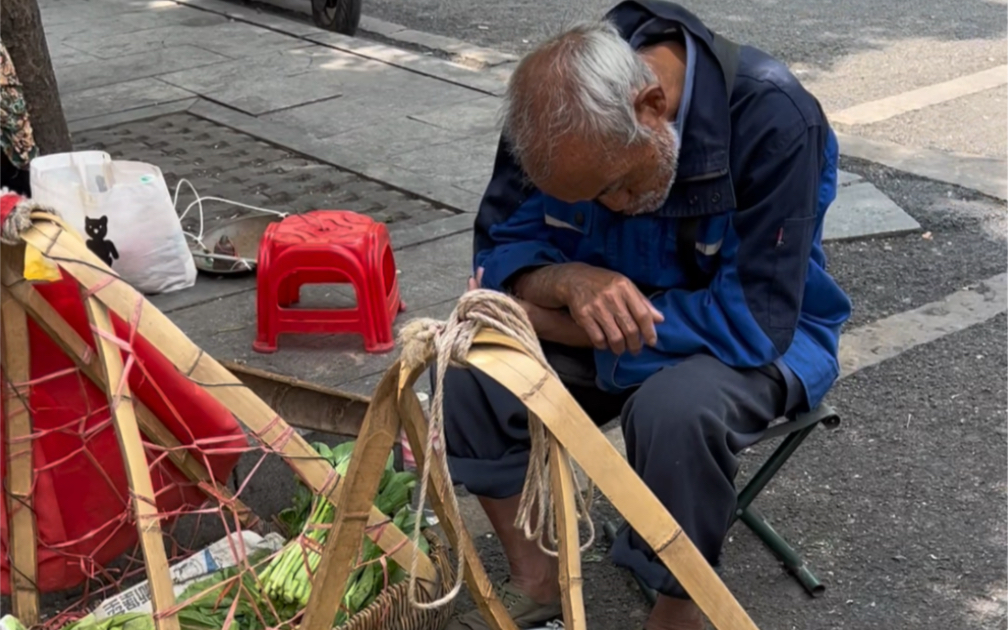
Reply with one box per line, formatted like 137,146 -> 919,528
1,201 -> 448,630
1,270 -> 248,599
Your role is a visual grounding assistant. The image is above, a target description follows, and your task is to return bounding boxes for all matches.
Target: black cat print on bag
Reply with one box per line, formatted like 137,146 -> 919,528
85,216 -> 119,267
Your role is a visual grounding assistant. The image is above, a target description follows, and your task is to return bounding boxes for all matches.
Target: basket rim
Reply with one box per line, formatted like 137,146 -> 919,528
334,528 -> 456,630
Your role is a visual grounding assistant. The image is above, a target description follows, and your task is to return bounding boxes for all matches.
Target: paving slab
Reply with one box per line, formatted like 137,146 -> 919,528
302,30 -> 508,96
55,45 -> 230,94
62,77 -> 194,122
263,67 -> 489,139
172,0 -> 326,36
49,10 -> 230,53
382,28 -> 518,67
837,169 -> 863,187
45,40 -> 99,69
37,0 -> 156,27
187,99 -> 484,214
387,132 -> 499,199
45,0 -> 214,41
407,95 -> 501,137
169,286 -> 459,391
159,46 -> 351,116
824,181 -> 922,241
837,131 -> 1008,201
63,20 -> 305,60
323,117 -> 475,164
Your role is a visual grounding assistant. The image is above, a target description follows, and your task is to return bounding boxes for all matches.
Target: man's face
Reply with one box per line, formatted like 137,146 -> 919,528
534,119 -> 681,215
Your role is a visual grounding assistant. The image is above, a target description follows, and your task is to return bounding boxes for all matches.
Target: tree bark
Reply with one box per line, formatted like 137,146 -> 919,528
2,0 -> 72,155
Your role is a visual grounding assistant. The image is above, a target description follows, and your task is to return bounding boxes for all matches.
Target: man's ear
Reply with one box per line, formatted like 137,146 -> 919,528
634,84 -> 667,127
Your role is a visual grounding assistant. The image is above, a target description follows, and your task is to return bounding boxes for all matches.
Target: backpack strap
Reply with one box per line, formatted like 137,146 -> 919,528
677,31 -> 739,291
711,32 -> 740,94
676,217 -> 708,290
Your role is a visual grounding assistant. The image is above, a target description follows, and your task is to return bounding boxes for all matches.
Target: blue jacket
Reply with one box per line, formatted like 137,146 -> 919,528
472,0 -> 851,409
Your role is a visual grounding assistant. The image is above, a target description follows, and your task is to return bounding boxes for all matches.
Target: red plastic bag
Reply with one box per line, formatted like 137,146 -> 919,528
1,270 -> 246,593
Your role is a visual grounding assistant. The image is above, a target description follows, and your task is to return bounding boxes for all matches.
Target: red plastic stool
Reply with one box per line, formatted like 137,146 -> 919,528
253,210 -> 404,354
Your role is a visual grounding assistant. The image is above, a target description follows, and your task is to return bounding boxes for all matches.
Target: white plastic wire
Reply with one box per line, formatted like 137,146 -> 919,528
172,178 -> 289,270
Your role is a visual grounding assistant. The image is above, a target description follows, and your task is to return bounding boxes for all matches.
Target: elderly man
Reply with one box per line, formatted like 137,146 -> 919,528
440,1 -> 852,629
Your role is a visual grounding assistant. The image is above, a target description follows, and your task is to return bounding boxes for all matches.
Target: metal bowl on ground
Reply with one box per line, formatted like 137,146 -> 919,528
190,214 -> 282,276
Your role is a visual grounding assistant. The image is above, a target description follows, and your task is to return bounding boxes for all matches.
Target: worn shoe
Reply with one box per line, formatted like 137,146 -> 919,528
445,579 -> 562,630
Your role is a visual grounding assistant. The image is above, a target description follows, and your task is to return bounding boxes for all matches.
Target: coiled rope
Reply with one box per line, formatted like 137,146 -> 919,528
398,289 -> 595,610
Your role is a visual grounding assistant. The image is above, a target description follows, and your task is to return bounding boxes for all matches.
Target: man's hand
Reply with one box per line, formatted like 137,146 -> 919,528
467,267 -> 485,292
546,263 -> 664,355
468,266 -> 593,348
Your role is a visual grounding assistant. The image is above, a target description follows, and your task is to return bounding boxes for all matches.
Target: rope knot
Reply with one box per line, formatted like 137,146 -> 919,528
0,192 -> 61,245
398,318 -> 445,374
403,289 -> 596,612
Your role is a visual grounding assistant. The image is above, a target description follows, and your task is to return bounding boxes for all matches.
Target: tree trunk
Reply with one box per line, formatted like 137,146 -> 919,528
1,0 -> 72,155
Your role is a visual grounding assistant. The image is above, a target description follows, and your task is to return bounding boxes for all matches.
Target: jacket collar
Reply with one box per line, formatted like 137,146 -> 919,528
606,0 -> 733,184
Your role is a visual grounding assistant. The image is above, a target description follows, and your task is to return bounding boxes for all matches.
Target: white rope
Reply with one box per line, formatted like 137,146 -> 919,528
171,178 -> 288,269
399,290 -> 596,610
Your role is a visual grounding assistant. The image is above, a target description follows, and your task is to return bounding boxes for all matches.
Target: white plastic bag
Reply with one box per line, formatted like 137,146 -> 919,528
30,151 -> 196,294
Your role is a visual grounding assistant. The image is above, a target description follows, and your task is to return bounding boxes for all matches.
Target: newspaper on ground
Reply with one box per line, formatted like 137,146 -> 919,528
91,531 -> 285,620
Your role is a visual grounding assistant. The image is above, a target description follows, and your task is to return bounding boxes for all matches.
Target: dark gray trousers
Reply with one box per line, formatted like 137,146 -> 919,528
437,342 -> 801,598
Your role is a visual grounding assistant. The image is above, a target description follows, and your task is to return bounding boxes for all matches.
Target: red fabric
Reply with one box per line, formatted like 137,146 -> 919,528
1,271 -> 247,593
1,192 -> 21,225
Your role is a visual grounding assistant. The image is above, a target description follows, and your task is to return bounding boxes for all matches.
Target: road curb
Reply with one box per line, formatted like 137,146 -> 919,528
250,0 -> 518,67
169,0 -> 509,96
357,16 -> 518,69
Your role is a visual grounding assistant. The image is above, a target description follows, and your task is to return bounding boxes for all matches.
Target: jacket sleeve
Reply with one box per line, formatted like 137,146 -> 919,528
606,123 -> 827,371
475,192 -> 570,291
473,135 -> 538,266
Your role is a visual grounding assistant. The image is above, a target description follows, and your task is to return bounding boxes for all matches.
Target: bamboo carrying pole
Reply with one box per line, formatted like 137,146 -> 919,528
303,360 -> 520,630
395,367 -> 520,630
82,295 -> 180,630
311,325 -> 760,630
550,440 -> 587,630
16,214 -> 437,584
300,370 -> 405,630
1,289 -> 40,625
466,330 -> 760,630
0,267 -> 258,528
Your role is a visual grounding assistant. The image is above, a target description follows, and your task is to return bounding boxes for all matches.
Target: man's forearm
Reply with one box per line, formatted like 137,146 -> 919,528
527,305 -> 594,348
512,263 -> 583,309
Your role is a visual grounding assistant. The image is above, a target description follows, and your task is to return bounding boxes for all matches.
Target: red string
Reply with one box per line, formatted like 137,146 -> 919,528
4,294 -> 414,630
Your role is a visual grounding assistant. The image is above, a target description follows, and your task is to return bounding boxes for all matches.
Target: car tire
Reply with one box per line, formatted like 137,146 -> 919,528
311,0 -> 362,35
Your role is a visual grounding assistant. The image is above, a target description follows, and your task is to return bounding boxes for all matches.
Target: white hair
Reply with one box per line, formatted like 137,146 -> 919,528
500,19 -> 658,177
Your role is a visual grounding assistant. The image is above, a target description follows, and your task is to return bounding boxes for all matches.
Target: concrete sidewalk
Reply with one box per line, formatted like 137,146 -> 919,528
45,0 -> 919,241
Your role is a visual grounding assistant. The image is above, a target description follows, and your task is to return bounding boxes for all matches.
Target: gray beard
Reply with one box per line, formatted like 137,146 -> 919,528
625,123 -> 681,216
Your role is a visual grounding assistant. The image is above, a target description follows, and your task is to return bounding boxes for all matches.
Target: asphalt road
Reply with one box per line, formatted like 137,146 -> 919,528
353,0 -> 1008,158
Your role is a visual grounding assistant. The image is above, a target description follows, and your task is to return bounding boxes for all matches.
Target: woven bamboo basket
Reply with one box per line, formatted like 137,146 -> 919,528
338,530 -> 456,630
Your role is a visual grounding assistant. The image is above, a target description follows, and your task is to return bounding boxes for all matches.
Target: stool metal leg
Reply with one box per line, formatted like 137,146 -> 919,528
605,423 -> 829,604
737,506 -> 824,596
733,423 -> 825,597
735,424 -> 817,516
